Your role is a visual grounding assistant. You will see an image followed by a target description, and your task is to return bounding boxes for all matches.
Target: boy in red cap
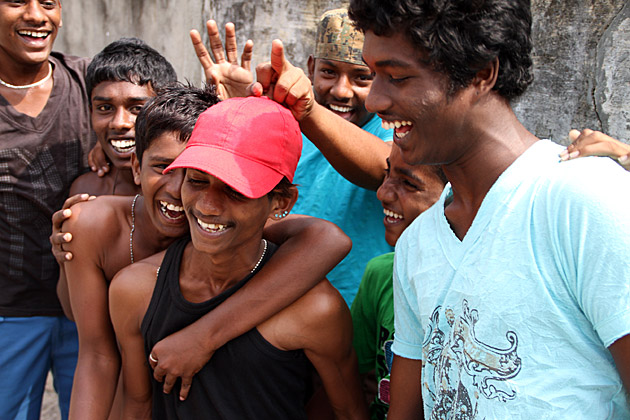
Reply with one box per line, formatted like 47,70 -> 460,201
110,96 -> 368,419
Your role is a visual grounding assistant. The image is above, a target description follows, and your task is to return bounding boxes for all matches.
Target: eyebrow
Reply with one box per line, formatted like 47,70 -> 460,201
91,96 -> 151,102
395,166 -> 427,186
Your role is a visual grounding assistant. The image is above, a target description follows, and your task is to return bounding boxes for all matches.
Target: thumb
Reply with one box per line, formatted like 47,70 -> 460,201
270,39 -> 289,75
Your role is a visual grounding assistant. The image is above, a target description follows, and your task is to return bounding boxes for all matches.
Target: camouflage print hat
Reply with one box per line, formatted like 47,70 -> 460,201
314,8 -> 364,66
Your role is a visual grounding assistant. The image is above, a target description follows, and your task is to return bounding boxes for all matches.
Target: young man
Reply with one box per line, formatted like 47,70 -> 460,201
69,37 -> 177,196
63,85 -> 353,419
110,96 -> 368,419
0,1 -> 95,418
351,145 -> 446,419
348,0 -> 630,418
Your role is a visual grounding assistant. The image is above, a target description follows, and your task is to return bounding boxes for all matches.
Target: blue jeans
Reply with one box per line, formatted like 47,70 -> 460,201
0,316 -> 78,420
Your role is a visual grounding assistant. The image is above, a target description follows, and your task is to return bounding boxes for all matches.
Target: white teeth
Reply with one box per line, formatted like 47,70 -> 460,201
395,131 -> 409,139
110,139 -> 135,153
381,120 -> 413,130
329,104 -> 352,113
159,201 -> 184,220
18,30 -> 49,38
160,201 -> 183,212
384,208 -> 403,220
196,218 -> 227,233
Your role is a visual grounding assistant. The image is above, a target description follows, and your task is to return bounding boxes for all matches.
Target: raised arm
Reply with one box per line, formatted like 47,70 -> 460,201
63,204 -> 121,420
190,19 -> 254,100
255,40 -> 391,190
148,215 -> 351,400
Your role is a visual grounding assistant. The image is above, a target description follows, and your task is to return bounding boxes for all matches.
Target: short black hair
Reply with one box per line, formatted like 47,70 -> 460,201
86,37 -> 177,99
134,83 -> 220,163
349,0 -> 534,100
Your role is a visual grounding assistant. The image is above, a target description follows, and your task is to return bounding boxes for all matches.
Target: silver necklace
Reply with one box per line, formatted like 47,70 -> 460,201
250,239 -> 268,273
0,62 -> 52,89
130,194 -> 140,264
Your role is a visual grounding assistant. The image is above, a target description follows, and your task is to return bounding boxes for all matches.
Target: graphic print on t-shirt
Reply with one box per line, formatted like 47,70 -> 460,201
422,300 -> 521,419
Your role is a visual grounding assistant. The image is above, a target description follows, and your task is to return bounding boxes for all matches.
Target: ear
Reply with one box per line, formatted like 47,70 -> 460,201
307,55 -> 316,84
268,186 -> 298,221
131,152 -> 141,186
472,57 -> 499,96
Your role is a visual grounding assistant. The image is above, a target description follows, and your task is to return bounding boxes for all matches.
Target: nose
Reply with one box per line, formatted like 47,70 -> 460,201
376,176 -> 396,204
165,168 -> 184,199
330,74 -> 353,101
110,107 -> 135,132
365,75 -> 391,114
23,1 -> 47,24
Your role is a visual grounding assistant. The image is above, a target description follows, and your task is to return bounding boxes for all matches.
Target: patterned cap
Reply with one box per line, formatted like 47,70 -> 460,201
314,8 -> 364,65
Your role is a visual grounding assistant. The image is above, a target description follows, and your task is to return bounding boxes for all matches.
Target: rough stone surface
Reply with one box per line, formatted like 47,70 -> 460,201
56,1 -> 629,144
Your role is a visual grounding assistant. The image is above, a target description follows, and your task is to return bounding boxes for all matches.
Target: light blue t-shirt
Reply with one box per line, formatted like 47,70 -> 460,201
292,114 -> 393,306
393,140 -> 630,419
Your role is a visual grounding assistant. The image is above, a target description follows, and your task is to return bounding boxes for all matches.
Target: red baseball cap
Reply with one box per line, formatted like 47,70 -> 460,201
165,96 -> 302,199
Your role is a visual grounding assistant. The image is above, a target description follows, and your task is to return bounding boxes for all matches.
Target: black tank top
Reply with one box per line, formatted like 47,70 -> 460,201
141,237 -> 312,419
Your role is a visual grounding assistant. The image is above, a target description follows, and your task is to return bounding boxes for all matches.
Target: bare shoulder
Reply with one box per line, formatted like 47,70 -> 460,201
69,171 -> 113,197
63,195 -> 132,238
109,251 -> 165,314
111,251 -> 165,294
292,280 -> 349,326
262,280 -> 352,352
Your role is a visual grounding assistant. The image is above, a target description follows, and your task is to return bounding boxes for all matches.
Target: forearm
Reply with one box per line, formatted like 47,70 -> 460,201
69,351 -> 120,420
56,266 -> 74,321
191,216 -> 351,352
300,103 -> 390,190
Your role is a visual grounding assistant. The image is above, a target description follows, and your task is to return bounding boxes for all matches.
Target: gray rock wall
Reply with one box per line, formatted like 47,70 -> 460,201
56,0 -> 629,144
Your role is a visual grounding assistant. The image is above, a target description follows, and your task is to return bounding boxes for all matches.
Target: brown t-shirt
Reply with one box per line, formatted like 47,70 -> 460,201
0,52 -> 95,317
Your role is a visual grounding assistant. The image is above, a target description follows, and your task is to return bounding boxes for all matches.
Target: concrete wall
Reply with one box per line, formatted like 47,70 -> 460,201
56,0 -> 629,144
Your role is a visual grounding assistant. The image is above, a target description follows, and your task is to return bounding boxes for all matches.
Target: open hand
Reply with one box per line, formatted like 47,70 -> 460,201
49,193 -> 95,263
190,20 -> 254,100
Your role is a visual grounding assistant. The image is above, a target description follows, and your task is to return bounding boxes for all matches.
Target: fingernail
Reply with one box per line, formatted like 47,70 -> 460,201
569,151 -> 579,159
63,233 -> 72,241
558,150 -> 568,161
65,253 -> 73,261
89,195 -> 96,200
63,209 -> 72,217
618,155 -> 629,163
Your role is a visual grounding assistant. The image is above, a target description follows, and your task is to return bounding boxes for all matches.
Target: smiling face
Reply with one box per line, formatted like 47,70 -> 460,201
377,145 -> 445,246
132,131 -> 188,239
0,0 -> 61,68
181,169 -> 279,258
308,57 -> 373,127
91,81 -> 154,170
363,30 -> 476,166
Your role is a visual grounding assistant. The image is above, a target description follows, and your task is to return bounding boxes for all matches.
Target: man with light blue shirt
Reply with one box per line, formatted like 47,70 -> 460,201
349,0 -> 630,418
292,8 -> 393,305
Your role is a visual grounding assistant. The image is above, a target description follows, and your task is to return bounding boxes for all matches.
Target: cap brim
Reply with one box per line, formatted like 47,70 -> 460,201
165,144 -> 284,199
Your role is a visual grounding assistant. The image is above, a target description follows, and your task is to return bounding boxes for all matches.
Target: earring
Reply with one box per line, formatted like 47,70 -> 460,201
274,210 -> 289,219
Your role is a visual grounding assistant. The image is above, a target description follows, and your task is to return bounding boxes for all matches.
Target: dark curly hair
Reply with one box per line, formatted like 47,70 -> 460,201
86,37 -> 177,99
135,83 -> 220,164
349,0 -> 534,100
